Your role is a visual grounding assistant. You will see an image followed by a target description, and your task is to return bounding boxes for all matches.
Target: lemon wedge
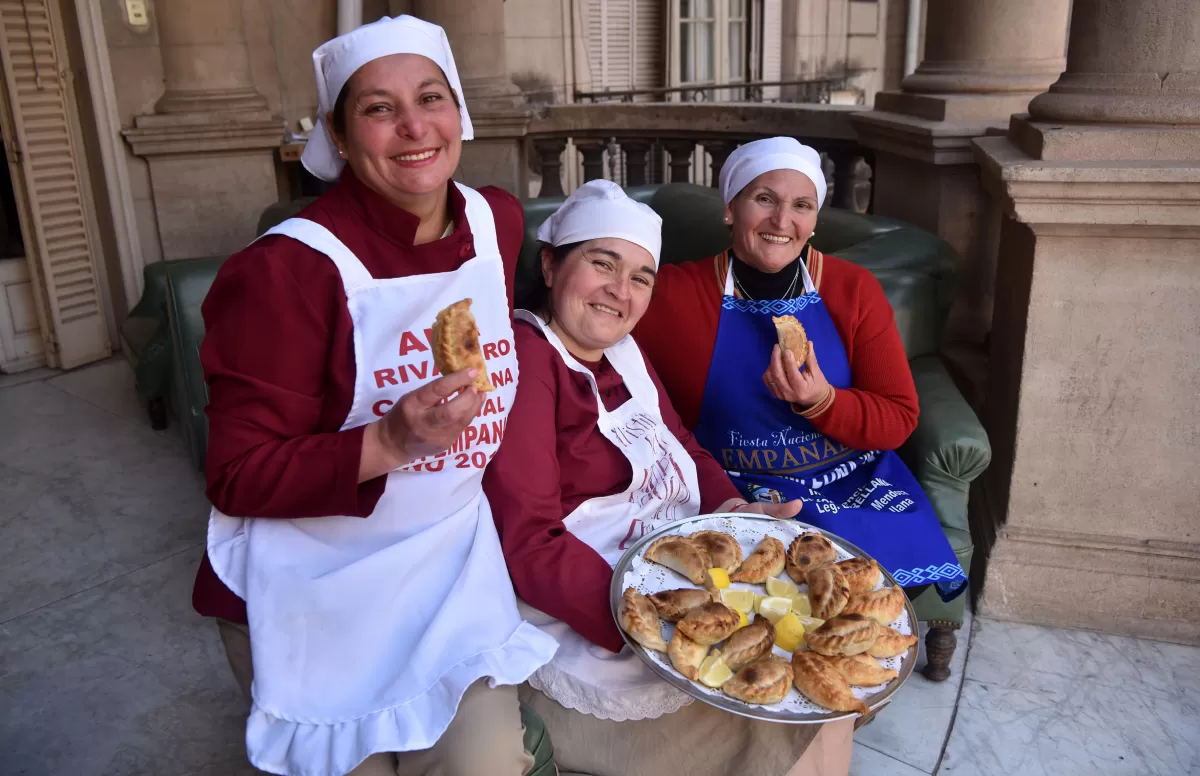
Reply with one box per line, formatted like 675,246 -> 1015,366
735,608 -> 750,629
698,654 -> 734,688
774,612 -> 807,651
789,594 -> 813,617
766,577 -> 799,598
756,595 -> 793,624
722,589 -> 756,613
707,568 -> 730,589
796,615 -> 825,632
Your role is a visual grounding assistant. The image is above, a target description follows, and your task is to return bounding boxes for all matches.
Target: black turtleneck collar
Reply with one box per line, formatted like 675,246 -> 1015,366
730,244 -> 810,300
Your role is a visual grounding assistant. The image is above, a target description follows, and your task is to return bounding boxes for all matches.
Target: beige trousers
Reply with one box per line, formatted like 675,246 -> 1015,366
520,684 -> 853,776
217,619 -> 534,776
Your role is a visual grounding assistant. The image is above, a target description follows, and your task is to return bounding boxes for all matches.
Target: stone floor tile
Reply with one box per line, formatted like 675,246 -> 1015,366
48,358 -> 152,430
0,546 -> 257,776
849,743 -> 929,776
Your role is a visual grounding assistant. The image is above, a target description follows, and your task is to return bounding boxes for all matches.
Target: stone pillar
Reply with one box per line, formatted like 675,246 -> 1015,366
123,0 -> 283,260
413,0 -> 532,196
851,0 -> 1071,400
972,0 -> 1200,645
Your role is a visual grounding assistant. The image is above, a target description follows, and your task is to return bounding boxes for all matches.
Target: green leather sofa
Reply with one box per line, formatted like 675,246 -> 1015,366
123,183 -> 989,685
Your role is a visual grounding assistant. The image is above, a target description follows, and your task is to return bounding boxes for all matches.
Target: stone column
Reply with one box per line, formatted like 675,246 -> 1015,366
413,0 -> 532,196
972,0 -> 1200,645
852,0 -> 1071,399
123,0 -> 283,260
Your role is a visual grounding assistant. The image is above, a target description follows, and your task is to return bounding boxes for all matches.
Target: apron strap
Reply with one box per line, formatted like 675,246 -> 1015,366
454,182 -> 500,259
723,248 -> 818,297
260,218 -> 375,294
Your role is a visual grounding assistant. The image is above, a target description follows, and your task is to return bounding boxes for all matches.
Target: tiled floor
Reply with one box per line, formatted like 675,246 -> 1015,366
2,359 -> 1197,776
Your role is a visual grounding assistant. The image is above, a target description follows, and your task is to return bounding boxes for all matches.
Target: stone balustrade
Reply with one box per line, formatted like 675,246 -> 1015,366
527,103 -> 873,212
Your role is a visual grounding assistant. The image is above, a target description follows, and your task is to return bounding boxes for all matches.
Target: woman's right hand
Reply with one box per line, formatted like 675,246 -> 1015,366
360,368 -> 484,480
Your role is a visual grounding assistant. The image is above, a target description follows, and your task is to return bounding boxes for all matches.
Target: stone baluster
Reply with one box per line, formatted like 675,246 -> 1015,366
532,137 -> 567,198
621,140 -> 652,187
707,141 -> 735,189
576,140 -> 607,183
663,140 -> 697,184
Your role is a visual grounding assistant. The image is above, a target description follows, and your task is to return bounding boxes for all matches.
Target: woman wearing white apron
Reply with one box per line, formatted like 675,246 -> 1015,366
194,17 -> 556,776
484,182 -> 850,776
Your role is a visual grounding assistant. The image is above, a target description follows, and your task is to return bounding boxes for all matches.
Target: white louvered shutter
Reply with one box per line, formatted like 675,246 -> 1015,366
761,0 -> 782,100
633,0 -> 664,94
0,0 -> 110,368
588,0 -> 637,91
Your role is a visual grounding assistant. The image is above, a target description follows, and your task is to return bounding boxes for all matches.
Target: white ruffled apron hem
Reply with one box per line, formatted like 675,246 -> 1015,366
245,622 -> 557,776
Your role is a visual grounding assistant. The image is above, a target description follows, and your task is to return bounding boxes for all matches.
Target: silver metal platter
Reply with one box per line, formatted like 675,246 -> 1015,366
609,513 -> 919,724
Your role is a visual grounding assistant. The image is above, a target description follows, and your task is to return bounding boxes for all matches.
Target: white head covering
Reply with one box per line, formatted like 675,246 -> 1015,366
536,180 -> 664,266
718,137 -> 827,208
301,15 -> 473,181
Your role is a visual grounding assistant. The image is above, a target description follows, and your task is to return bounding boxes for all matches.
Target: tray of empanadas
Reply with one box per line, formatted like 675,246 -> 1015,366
610,514 -> 919,724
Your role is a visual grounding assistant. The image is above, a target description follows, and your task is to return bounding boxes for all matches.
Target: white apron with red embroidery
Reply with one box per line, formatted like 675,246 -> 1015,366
207,183 -> 557,776
514,309 -> 701,721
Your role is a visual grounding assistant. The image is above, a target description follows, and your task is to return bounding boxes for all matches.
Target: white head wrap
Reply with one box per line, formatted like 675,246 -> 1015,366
301,15 -> 473,182
718,137 -> 827,208
535,180 -> 664,266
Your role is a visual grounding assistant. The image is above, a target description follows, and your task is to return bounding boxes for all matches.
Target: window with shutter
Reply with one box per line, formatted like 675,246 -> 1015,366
0,0 -> 110,369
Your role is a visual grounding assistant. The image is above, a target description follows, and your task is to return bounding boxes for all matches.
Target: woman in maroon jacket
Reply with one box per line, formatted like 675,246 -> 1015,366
484,181 -> 843,776
193,16 -> 554,776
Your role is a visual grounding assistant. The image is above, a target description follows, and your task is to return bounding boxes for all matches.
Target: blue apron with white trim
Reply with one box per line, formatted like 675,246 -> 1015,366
693,251 -> 966,599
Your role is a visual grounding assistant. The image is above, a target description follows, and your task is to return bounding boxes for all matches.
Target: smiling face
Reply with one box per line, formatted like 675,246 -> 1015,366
725,169 -> 820,273
542,238 -> 657,361
329,53 -> 463,209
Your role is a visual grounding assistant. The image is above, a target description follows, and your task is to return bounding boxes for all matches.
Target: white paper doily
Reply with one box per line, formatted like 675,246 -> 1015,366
619,515 -> 913,717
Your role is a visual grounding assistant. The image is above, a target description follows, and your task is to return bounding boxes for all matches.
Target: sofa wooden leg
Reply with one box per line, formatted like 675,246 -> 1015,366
922,624 -> 957,682
147,397 -> 168,430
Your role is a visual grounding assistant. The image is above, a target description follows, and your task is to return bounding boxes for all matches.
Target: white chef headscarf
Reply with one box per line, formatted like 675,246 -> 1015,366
536,180 -> 663,267
301,15 -> 473,182
718,137 -> 827,208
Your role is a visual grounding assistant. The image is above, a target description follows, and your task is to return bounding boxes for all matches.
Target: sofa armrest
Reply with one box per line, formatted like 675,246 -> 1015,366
899,355 -> 991,535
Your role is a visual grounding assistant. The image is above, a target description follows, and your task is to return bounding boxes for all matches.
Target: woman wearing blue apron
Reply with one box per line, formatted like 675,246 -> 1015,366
636,138 -> 967,647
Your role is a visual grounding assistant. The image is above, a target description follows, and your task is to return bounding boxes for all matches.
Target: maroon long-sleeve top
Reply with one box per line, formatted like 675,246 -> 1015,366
191,169 -> 525,624
483,321 -> 741,653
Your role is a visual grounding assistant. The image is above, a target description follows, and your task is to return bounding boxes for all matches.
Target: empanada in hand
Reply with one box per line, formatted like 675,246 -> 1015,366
618,588 -> 667,652
722,656 -> 794,705
791,652 -> 870,715
773,315 -> 809,365
835,557 -> 882,595
823,653 -> 898,687
668,628 -> 709,681
676,602 -> 740,646
729,536 -> 786,584
806,564 -> 851,620
722,615 -> 776,672
867,626 -> 919,658
805,614 -> 879,657
786,532 -> 838,583
644,536 -> 712,585
688,530 -> 743,573
431,299 -> 494,392
843,584 -> 906,626
648,588 -> 717,622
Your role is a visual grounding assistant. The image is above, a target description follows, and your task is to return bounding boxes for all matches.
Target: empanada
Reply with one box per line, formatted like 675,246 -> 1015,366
668,628 -> 709,681
722,656 -> 794,705
688,530 -> 743,573
806,564 -> 851,620
805,614 -> 879,657
618,587 -> 667,652
773,314 -> 809,365
791,652 -> 869,715
867,626 -> 919,658
676,602 -> 740,646
785,532 -> 838,583
644,536 -> 712,586
721,615 -> 776,672
649,588 -> 717,622
835,557 -> 882,595
431,299 -> 494,392
823,653 -> 898,687
729,536 -> 786,584
843,584 -> 906,626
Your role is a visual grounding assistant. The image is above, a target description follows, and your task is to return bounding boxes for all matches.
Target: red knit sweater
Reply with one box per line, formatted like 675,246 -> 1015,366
633,250 -> 919,450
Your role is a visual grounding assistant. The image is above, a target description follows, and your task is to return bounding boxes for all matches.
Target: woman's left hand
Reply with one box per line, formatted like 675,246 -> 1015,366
763,343 -> 831,410
720,498 -> 803,519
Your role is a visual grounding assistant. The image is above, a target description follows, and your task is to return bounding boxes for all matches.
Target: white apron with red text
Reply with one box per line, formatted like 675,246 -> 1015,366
514,310 -> 701,721
207,184 -> 557,776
